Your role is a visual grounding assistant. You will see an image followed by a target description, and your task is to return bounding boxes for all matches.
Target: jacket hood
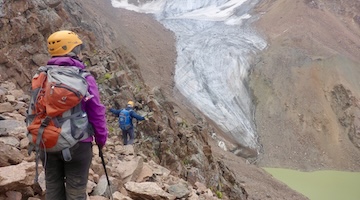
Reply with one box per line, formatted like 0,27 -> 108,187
47,56 -> 85,69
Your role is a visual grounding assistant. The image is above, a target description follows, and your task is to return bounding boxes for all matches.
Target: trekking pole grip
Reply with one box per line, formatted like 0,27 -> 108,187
98,145 -> 103,157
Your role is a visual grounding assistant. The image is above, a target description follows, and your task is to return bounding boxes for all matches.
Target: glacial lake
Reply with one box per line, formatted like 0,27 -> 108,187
264,168 -> 360,200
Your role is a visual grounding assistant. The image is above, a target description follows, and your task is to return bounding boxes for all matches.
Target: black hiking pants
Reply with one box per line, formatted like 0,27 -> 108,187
122,127 -> 134,145
40,142 -> 92,200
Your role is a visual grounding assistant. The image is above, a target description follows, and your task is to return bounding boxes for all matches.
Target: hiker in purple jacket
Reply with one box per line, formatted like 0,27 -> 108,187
40,30 -> 108,200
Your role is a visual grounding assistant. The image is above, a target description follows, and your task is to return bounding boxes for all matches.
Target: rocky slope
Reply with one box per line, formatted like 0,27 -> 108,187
0,0 -> 307,200
2,0 -> 359,199
251,0 -> 360,171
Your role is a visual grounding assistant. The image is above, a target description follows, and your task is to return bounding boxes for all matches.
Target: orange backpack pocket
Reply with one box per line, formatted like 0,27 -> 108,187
27,116 -> 61,149
44,83 -> 84,117
31,72 -> 47,90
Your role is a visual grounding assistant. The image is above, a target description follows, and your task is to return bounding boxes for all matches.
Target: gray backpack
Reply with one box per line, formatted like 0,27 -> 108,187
26,65 -> 93,181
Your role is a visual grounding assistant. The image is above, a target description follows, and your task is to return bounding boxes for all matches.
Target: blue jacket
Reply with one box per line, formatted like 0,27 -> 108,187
110,107 -> 145,128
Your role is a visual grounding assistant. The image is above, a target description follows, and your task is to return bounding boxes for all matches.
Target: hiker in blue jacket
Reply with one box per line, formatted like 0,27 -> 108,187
110,101 -> 145,145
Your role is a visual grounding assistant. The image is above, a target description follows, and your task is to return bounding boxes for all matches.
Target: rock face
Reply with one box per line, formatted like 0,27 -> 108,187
251,0 -> 360,171
0,0 -> 309,199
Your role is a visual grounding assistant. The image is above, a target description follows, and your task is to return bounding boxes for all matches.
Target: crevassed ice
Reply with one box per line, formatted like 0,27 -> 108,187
111,0 -> 267,151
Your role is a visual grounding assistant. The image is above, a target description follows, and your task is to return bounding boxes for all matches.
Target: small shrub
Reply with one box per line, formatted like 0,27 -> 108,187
182,158 -> 190,165
84,60 -> 91,67
216,190 -> 223,199
104,73 -> 111,80
97,73 -> 112,84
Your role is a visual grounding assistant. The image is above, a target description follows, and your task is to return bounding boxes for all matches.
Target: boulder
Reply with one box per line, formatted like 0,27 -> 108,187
0,142 -> 24,167
0,161 -> 36,193
125,182 -> 176,200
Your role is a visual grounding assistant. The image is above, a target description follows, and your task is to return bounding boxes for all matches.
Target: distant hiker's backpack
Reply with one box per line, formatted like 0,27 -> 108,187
26,65 -> 93,159
119,109 -> 132,131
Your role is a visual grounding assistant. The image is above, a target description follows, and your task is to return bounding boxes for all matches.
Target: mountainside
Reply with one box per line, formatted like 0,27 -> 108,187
0,0 -> 359,199
0,0 -> 307,199
251,0 -> 360,171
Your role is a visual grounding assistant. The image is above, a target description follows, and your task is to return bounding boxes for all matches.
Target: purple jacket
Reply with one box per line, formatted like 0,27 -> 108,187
47,57 -> 108,146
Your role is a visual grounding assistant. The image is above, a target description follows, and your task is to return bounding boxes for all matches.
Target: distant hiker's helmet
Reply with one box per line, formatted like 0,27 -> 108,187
127,101 -> 134,107
47,30 -> 83,56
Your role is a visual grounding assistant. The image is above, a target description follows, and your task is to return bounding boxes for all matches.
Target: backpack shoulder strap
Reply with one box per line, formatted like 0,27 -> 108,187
79,69 -> 91,79
38,65 -> 58,72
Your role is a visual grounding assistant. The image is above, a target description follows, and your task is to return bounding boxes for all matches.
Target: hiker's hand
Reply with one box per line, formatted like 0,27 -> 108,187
145,116 -> 149,121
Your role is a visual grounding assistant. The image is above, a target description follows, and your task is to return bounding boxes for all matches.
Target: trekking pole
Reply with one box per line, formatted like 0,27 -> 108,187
98,145 -> 114,200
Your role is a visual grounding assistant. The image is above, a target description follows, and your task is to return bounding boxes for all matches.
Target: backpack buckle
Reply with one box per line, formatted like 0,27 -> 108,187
41,116 -> 51,127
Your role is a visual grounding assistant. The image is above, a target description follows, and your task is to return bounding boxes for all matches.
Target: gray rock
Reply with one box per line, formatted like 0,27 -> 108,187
0,102 -> 15,113
167,183 -> 190,199
0,142 -> 24,167
0,161 -> 35,193
125,182 -> 176,200
0,136 -> 20,148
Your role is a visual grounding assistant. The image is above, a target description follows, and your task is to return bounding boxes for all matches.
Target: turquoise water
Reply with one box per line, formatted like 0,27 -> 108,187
264,168 -> 360,200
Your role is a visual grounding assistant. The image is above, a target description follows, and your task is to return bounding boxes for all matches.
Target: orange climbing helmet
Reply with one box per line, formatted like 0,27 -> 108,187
47,30 -> 83,56
127,101 -> 134,107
